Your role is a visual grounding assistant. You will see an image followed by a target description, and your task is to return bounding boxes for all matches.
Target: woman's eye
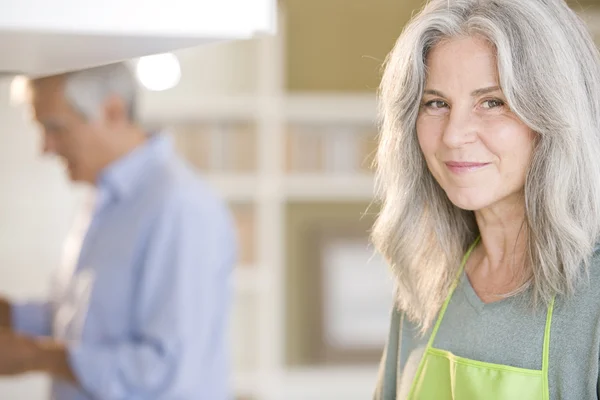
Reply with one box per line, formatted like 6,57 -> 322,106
481,99 -> 505,109
424,100 -> 448,109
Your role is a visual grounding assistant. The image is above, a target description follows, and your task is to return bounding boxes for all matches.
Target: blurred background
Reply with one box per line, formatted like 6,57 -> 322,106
1,0 -> 600,399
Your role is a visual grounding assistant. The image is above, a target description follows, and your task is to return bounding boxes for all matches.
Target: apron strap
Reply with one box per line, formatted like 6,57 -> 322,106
542,296 -> 555,400
426,237 -> 481,348
408,237 -> 480,398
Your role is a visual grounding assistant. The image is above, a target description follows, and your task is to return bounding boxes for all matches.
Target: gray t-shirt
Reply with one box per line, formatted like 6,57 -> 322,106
374,250 -> 600,400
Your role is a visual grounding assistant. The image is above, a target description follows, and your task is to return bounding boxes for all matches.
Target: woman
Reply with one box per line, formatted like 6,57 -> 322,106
372,0 -> 600,399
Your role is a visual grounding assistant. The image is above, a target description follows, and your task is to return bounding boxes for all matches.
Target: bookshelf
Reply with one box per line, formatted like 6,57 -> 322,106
139,10 -> 384,400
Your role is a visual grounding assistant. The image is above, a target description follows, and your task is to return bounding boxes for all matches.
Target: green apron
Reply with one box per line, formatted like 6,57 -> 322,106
407,240 -> 555,400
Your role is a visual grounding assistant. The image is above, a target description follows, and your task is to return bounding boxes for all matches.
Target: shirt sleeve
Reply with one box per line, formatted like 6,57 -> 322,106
67,190 -> 237,400
11,301 -> 52,337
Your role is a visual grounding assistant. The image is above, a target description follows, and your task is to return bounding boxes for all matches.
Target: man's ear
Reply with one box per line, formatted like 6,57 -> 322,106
102,95 -> 128,126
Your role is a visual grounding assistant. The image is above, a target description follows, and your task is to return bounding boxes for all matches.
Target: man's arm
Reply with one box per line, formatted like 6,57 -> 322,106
0,296 -> 53,337
0,191 -> 235,399
32,338 -> 78,384
10,301 -> 53,336
50,192 -> 234,399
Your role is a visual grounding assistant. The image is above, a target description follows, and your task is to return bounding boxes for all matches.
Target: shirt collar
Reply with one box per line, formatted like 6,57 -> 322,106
97,133 -> 173,201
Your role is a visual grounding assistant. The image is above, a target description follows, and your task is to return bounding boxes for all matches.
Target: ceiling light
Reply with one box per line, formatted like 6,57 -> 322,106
136,53 -> 181,91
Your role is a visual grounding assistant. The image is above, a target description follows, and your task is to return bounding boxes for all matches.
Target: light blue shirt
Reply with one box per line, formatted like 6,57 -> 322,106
12,134 -> 237,400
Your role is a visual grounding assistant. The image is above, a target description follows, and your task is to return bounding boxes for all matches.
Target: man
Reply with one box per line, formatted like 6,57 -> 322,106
0,62 -> 237,399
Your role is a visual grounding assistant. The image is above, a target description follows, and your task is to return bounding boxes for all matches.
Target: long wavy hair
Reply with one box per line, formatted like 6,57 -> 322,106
372,0 -> 600,331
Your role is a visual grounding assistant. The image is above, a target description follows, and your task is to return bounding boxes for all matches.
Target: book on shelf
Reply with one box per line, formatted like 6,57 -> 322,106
230,203 -> 256,266
285,122 -> 377,175
172,122 -> 257,173
285,125 -> 324,172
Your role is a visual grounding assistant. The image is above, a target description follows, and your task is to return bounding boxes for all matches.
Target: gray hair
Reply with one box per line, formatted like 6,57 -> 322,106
372,0 -> 600,332
63,62 -> 138,122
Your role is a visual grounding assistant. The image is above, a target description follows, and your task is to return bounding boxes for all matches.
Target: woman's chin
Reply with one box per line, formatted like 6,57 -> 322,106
444,191 -> 489,212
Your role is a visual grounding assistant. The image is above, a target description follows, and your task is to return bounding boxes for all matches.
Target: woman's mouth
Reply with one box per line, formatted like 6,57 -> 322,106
444,161 -> 490,174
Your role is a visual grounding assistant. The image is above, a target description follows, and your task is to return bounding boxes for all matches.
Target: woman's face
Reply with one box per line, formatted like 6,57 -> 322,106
416,36 -> 535,212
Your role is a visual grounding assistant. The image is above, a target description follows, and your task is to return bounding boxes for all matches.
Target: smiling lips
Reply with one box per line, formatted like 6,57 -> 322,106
444,161 -> 490,174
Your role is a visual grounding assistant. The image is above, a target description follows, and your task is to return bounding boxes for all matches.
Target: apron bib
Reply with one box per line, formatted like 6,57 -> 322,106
408,239 -> 554,400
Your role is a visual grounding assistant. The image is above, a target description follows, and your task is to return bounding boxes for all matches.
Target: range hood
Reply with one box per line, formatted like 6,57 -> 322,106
0,0 -> 276,78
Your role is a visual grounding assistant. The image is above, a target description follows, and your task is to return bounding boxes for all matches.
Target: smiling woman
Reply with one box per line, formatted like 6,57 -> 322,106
416,37 -> 536,213
371,0 -> 600,399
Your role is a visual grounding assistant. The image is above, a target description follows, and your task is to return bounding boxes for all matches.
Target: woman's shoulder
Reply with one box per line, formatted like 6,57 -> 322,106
561,242 -> 600,310
585,242 -> 600,283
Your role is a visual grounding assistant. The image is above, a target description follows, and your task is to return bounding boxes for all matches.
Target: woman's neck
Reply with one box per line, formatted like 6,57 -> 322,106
467,196 -> 530,302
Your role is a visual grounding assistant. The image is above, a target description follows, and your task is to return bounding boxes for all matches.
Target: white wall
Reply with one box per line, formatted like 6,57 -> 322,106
0,79 -> 84,399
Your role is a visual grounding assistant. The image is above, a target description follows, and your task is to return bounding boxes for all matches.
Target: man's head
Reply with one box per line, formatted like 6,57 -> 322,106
29,62 -> 142,184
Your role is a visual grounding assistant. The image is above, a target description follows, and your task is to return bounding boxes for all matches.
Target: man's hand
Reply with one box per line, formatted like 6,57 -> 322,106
0,330 -> 77,384
34,337 -> 78,384
0,298 -> 12,329
0,329 -> 39,375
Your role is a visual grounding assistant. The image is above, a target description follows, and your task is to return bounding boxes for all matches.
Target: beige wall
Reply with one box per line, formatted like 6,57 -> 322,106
285,0 -> 425,92
284,0 -> 600,93
568,0 -> 600,8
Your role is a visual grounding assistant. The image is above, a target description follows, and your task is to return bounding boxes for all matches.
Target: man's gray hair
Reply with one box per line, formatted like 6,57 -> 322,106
63,62 -> 138,122
373,0 -> 600,333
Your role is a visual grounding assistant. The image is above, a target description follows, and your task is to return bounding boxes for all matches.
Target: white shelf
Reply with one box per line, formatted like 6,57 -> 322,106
141,95 -> 260,124
141,93 -> 377,125
234,372 -> 261,398
203,173 -> 375,202
234,366 -> 380,400
234,266 -> 263,292
285,173 -> 375,201
203,173 -> 259,202
285,93 -> 377,124
277,365 -> 379,400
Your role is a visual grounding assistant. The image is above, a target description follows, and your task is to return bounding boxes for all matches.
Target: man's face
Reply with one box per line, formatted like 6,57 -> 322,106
29,76 -> 103,183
